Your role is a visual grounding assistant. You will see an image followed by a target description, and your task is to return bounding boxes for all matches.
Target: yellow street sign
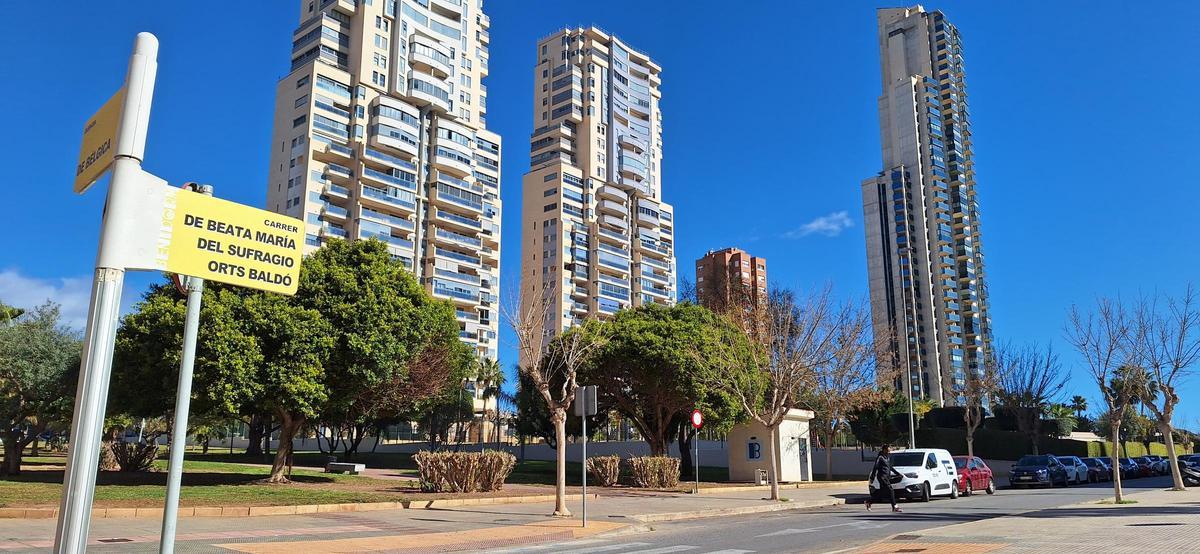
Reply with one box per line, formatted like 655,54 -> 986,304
162,188 -> 304,295
75,88 -> 125,194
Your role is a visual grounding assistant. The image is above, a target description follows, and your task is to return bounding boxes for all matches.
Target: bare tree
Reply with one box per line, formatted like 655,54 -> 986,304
804,299 -> 889,480
504,282 -> 606,517
705,287 -> 841,500
1129,285 -> 1200,491
961,352 -> 1000,460
1066,297 -> 1136,502
994,343 -> 1068,455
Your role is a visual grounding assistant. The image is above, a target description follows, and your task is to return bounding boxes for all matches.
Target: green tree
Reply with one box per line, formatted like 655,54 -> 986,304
579,304 -> 753,460
297,239 -> 469,457
1045,403 -> 1077,438
1069,395 -> 1088,419
848,392 -> 907,447
0,302 -> 80,475
476,357 -> 511,448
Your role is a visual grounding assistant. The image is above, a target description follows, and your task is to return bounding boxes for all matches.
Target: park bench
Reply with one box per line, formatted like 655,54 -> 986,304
325,462 -> 366,475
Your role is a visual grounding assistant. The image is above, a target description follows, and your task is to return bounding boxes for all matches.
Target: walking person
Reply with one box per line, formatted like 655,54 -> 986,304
865,445 -> 902,512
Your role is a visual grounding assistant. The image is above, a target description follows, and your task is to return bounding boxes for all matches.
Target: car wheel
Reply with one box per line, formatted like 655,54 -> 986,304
964,480 -> 973,496
986,478 -> 996,495
921,482 -> 931,502
950,481 -> 959,499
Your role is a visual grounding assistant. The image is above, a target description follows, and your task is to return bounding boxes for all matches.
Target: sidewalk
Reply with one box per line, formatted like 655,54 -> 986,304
0,482 -> 863,552
856,487 -> 1200,553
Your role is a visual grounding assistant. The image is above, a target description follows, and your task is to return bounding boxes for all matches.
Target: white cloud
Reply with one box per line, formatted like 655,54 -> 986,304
0,269 -> 93,330
782,211 -> 854,239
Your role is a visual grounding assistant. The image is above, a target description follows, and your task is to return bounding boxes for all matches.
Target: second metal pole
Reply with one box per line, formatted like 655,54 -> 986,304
581,414 -> 587,528
160,185 -> 210,554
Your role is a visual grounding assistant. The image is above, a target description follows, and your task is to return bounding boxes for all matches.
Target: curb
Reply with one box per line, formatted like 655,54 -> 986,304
627,497 -> 846,523
695,481 -> 866,495
0,492 -> 600,520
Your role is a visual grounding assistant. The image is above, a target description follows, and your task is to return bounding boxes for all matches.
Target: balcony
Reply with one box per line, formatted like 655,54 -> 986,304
361,185 -> 417,213
359,229 -> 413,251
597,199 -> 626,217
410,42 -> 454,79
323,182 -> 350,198
360,207 -> 414,231
319,140 -> 354,161
434,247 -> 481,267
602,214 -> 629,230
409,75 -> 452,113
319,224 -> 347,239
436,268 -> 482,286
434,228 -> 482,249
320,203 -> 348,221
362,166 -> 417,191
434,148 -> 473,177
435,209 -> 482,232
597,185 -> 626,202
618,134 -> 647,154
325,163 -> 353,181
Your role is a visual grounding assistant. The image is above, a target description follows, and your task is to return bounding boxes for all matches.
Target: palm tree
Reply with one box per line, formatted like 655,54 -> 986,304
475,357 -> 511,449
1069,395 -> 1088,419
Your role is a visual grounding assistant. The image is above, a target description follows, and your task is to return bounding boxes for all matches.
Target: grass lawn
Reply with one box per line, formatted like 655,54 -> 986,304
0,455 -> 550,509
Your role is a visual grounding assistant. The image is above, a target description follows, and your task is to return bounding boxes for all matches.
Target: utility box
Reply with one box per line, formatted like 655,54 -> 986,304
727,409 -> 814,483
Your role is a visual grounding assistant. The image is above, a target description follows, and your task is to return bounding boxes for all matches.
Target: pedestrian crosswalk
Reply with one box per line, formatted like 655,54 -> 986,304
487,539 -> 755,554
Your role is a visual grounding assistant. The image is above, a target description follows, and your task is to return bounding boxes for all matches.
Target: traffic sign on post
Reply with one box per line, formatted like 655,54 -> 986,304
574,385 -> 598,417
691,409 -> 702,493
74,88 -> 125,194
691,409 -> 703,429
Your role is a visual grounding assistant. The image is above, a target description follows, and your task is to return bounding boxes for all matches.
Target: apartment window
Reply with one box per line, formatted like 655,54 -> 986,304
292,115 -> 307,127
374,53 -> 388,69
294,94 -> 308,108
375,16 -> 390,31
544,203 -> 557,212
374,34 -> 389,50
296,75 -> 310,88
460,75 -> 472,88
543,188 -> 557,197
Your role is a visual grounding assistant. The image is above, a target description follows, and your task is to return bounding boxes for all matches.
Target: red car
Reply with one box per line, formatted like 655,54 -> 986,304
953,455 -> 996,496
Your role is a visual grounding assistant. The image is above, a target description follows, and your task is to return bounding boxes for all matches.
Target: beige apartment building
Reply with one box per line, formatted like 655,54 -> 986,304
265,0 -> 501,366
695,247 -> 766,313
519,27 -> 676,358
861,6 -> 994,406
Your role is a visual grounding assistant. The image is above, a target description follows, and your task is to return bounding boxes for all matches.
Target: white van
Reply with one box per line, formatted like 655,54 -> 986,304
870,448 -> 959,502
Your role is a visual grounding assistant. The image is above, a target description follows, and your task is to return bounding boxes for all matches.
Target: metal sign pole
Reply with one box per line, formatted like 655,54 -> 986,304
54,32 -> 158,554
160,188 -> 211,553
695,430 -> 699,494
581,411 -> 587,528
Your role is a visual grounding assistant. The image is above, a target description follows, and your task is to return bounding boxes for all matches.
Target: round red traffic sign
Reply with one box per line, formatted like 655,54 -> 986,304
690,409 -> 703,429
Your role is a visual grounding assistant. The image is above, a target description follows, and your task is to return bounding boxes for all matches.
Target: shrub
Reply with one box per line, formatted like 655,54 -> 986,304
107,440 -> 159,472
586,455 -> 621,487
625,456 -> 680,489
413,450 -> 516,493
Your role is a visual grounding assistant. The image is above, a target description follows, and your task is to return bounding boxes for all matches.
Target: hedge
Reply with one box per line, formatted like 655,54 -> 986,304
625,456 -> 680,488
586,455 -> 621,487
413,450 -> 516,492
914,428 -> 1191,461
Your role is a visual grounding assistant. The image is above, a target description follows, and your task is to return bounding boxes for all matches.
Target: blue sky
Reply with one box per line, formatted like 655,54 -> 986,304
1,1 -> 1197,426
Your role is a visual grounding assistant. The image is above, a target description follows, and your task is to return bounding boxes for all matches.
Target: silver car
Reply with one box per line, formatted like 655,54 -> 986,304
1058,456 -> 1090,485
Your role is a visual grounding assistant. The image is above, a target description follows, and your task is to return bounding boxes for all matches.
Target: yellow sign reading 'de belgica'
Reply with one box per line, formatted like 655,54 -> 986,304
163,188 -> 304,295
75,87 -> 125,194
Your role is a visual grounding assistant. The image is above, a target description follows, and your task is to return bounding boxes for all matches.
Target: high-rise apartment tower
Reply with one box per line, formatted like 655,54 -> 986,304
266,0 -> 501,362
695,248 -> 766,313
520,27 -> 675,357
861,6 -> 993,406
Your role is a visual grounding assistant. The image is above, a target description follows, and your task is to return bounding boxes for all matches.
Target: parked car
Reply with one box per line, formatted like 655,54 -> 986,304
1179,460 -> 1200,486
1080,457 -> 1113,482
1133,456 -> 1157,477
1145,455 -> 1169,475
953,456 -> 996,496
1059,456 -> 1090,485
1118,458 -> 1141,479
1009,454 -> 1070,488
1179,454 -> 1200,469
870,448 -> 960,502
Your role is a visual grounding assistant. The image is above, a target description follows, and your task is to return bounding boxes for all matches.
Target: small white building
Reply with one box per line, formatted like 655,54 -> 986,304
727,409 -> 814,483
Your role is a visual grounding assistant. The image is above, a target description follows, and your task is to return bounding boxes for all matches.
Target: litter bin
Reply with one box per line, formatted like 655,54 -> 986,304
755,468 -> 767,485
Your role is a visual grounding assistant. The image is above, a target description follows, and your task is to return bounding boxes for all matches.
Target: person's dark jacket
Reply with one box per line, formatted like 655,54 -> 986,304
870,453 -> 900,487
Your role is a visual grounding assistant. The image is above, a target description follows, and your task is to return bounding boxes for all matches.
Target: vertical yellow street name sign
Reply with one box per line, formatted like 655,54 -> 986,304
75,88 -> 125,193
162,188 -> 304,295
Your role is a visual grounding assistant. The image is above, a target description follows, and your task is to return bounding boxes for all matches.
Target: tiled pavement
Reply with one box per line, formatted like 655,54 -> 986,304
855,487 -> 1200,553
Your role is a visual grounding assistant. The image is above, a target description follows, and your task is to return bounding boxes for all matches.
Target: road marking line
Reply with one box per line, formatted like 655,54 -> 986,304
556,543 -> 650,554
619,547 -> 698,554
702,550 -> 755,554
488,539 -> 608,553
